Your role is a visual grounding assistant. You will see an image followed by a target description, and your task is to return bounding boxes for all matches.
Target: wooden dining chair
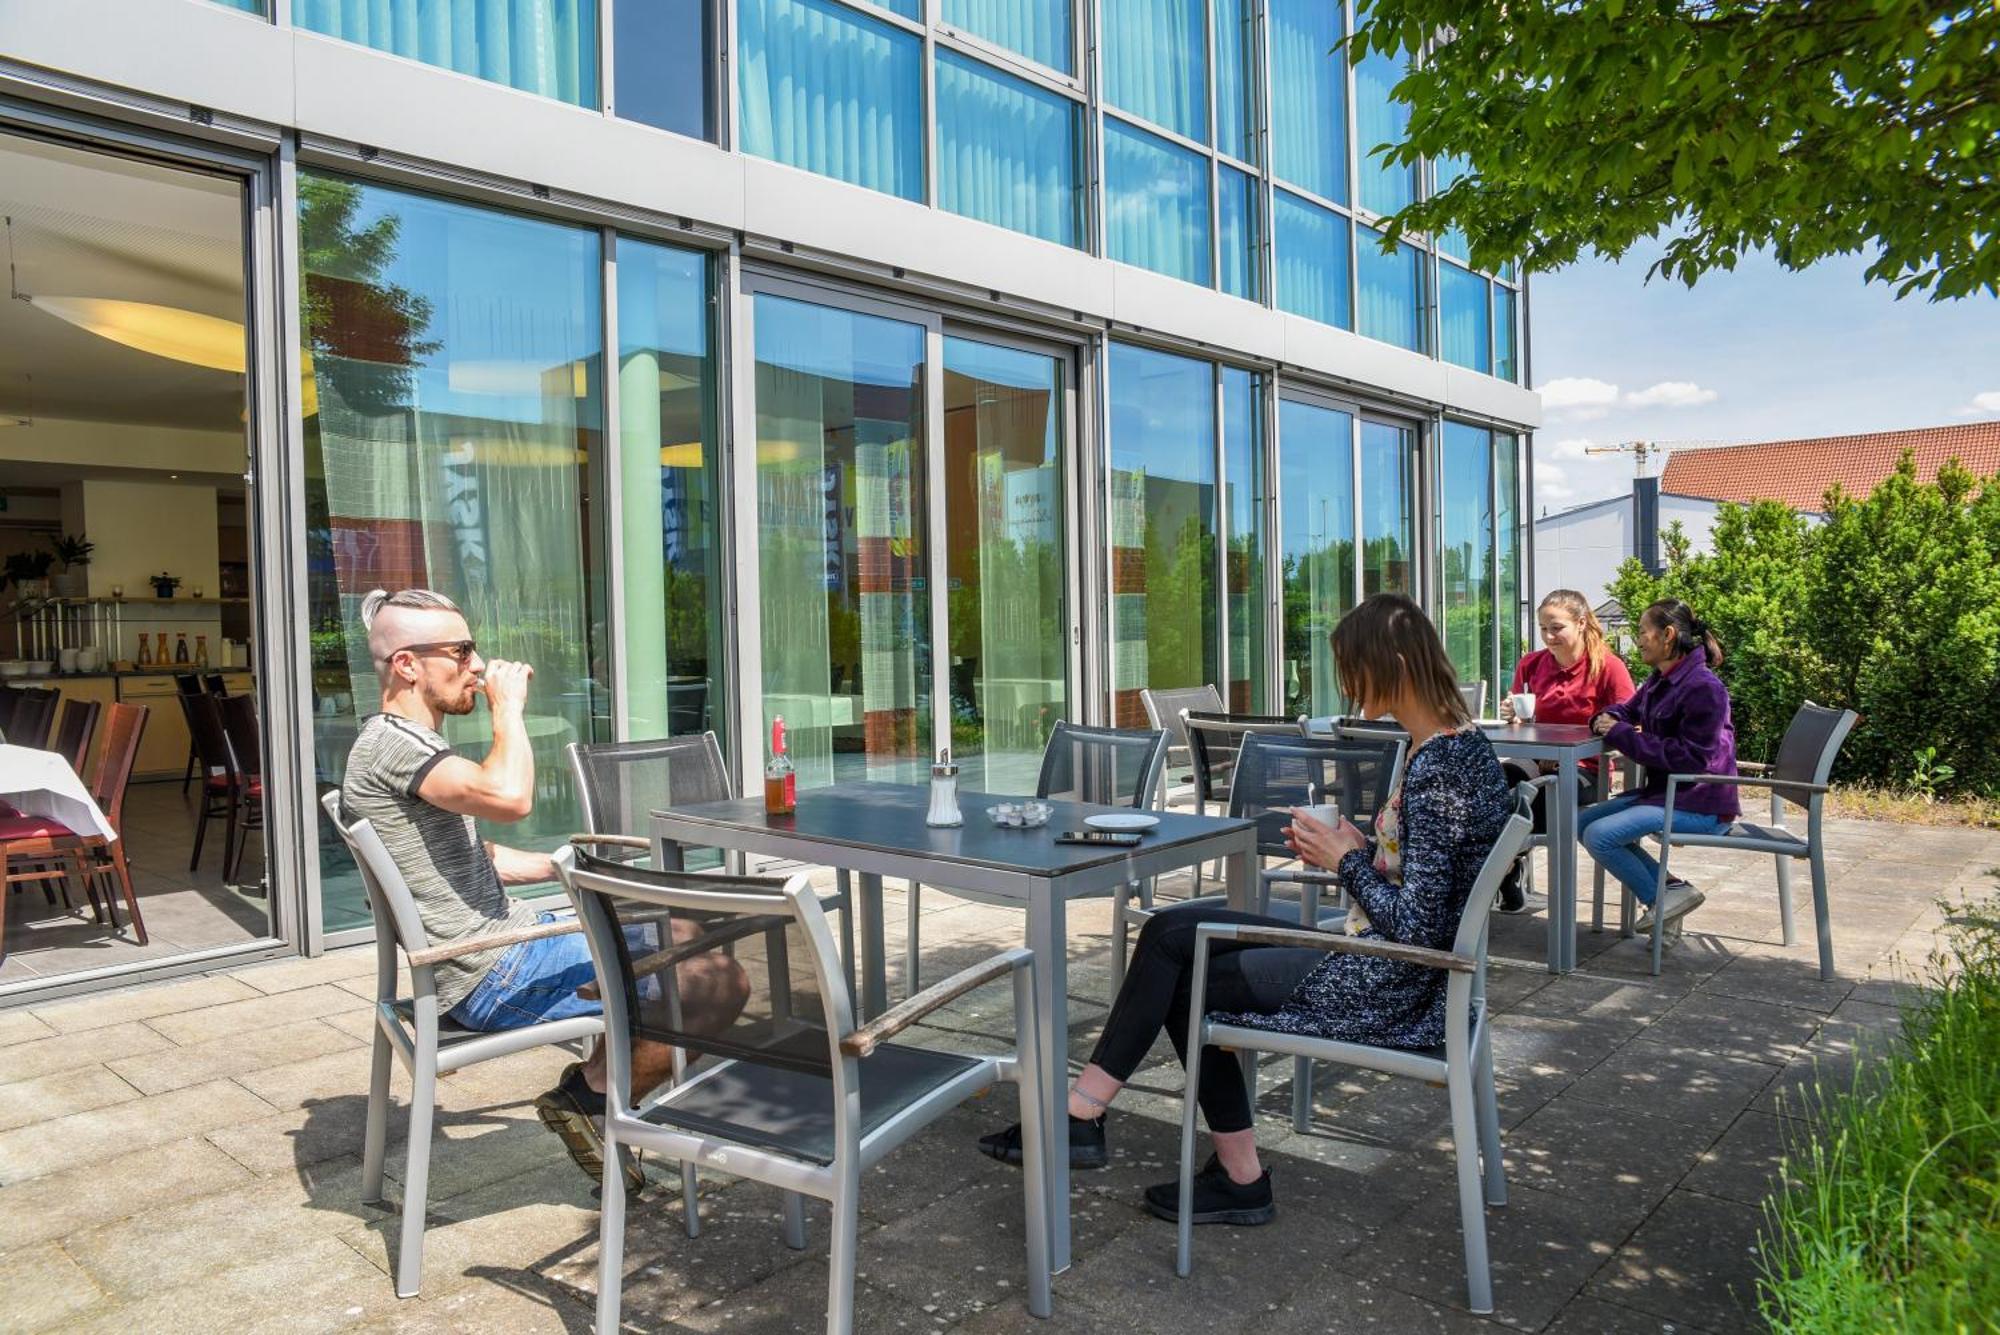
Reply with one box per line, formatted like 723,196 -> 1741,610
1,702 -> 149,959
186,692 -> 238,873
218,692 -> 264,884
7,687 -> 58,750
51,698 -> 101,776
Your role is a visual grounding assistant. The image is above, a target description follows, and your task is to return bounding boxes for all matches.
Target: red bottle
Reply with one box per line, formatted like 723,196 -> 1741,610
763,715 -> 796,816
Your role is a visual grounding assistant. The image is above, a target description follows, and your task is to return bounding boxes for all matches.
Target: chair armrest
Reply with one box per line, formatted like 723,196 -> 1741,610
405,919 -> 580,968
1663,772 -> 1827,797
1195,922 -> 1475,973
840,947 -> 1032,1058
575,911 -> 793,1001
1736,760 -> 1771,774
570,833 -> 652,851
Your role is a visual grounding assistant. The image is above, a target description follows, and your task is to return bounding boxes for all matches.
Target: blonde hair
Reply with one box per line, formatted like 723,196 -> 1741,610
1332,594 -> 1474,728
1539,589 -> 1609,685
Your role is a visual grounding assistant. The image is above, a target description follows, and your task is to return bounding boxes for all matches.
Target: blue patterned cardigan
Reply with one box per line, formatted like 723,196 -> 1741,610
1218,728 -> 1511,1051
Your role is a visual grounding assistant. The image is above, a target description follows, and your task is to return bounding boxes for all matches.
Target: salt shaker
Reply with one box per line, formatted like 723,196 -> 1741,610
926,747 -> 962,828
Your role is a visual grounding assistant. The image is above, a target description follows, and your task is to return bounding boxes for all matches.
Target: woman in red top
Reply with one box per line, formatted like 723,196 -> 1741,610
1495,589 -> 1635,910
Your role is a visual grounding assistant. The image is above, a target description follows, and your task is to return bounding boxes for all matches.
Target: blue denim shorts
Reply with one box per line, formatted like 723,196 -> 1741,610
447,911 -> 606,1031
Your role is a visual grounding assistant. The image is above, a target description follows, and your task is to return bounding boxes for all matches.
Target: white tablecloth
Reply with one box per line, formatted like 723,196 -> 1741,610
0,743 -> 116,842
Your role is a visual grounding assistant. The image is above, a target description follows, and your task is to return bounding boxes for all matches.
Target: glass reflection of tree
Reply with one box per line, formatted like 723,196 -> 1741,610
1145,509 -> 1217,691
1281,537 -> 1357,717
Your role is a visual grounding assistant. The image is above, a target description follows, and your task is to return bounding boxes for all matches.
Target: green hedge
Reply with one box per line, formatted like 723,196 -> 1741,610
1757,895 -> 2000,1330
1608,452 -> 2000,798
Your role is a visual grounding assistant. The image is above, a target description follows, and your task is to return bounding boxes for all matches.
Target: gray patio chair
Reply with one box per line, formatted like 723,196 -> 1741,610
319,790 -> 603,1299
1606,701 -> 1858,978
1119,730 -> 1406,1126
1459,680 -> 1489,718
1173,782 -> 1536,1315
1172,709 -> 1314,900
1140,683 -> 1223,808
906,720 -> 1167,995
555,845 -> 1053,1335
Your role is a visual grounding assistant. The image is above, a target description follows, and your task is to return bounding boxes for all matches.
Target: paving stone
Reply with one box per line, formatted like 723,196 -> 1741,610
0,1062 -> 143,1133
1504,1094 -> 1717,1212
1542,1293 -> 1719,1334
1760,999 -> 1905,1119
1645,990 -> 1825,1067
106,1018 -> 362,1095
29,973 -> 260,1034
0,1241 -> 111,1332
1585,1188 -> 1768,1333
352,1268 -> 589,1332
60,1233 -> 400,1335
1360,1182 -> 1632,1331
1487,1013 -> 1628,1082
1680,1110 -> 1804,1207
142,983 -> 368,1047
232,947 -> 381,996
0,1136 -> 255,1253
1698,951 -> 1855,1015
1562,1040 -> 1781,1136
0,1077 -> 273,1183
0,1007 -> 56,1049
1504,972 -> 1660,1038
0,1020 -> 171,1088
666,1257 -> 948,1335
1255,1270 -> 1511,1333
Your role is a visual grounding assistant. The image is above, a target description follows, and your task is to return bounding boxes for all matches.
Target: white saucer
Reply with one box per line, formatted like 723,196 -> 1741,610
1085,812 -> 1159,832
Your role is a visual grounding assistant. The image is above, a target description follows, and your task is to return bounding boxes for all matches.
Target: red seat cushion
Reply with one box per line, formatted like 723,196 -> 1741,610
0,814 -> 77,841
205,776 -> 264,798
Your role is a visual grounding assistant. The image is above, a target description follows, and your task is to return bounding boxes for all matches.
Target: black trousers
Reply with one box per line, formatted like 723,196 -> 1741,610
1088,903 -> 1324,1134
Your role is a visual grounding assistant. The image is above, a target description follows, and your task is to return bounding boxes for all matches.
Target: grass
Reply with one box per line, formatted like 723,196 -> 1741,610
1757,892 -> 2000,1333
1823,785 -> 2000,830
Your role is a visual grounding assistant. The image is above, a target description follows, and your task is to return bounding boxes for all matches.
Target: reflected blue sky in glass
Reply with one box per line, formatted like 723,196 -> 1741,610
616,0 -> 711,140
1356,225 -> 1426,353
1105,120 -> 1212,286
1219,165 -> 1261,302
1103,0 -> 1208,143
945,0 -> 1071,73
1440,261 -> 1492,373
1274,190 -> 1350,328
937,49 -> 1083,247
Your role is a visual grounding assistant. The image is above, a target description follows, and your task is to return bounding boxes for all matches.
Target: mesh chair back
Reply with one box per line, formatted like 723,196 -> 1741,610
565,848 -> 842,1081
1458,682 -> 1488,717
320,789 -> 435,957
1184,710 -> 1305,807
1451,783 -> 1537,961
1771,701 -> 1859,790
90,704 -> 148,835
1140,685 -> 1223,756
52,698 -> 101,774
569,734 -> 732,850
1034,721 -> 1167,808
185,692 -> 234,782
220,694 -> 262,782
8,687 -> 58,750
1231,733 -> 1404,856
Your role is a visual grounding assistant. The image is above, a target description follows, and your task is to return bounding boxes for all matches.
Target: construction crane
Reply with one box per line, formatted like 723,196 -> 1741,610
1584,438 -> 1740,478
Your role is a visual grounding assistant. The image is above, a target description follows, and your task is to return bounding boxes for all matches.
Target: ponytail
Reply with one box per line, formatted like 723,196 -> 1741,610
1540,589 -> 1610,684
1642,598 -> 1724,668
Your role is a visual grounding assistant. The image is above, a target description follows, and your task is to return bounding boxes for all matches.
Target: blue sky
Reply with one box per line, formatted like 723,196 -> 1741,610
1527,250 -> 2000,515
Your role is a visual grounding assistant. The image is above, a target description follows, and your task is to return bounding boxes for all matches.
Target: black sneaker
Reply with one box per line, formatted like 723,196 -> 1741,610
1495,860 -> 1529,914
535,1062 -> 644,1194
1143,1154 -> 1275,1226
977,1113 -> 1107,1170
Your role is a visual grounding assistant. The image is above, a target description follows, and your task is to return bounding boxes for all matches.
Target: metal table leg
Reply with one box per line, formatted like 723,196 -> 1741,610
1025,889 -> 1071,1272
1552,755 -> 1581,972
856,872 -> 888,1020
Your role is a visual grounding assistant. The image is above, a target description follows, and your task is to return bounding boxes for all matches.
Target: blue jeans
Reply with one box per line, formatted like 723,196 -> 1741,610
1575,794 -> 1724,906
448,911 -> 604,1031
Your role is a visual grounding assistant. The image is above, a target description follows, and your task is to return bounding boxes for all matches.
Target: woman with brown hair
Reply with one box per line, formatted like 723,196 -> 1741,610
974,594 -> 1512,1228
1493,590 -> 1635,911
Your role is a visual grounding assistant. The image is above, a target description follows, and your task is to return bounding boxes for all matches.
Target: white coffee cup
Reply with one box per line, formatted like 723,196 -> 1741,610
1294,803 -> 1341,829
1510,692 -> 1537,722
59,647 -> 80,673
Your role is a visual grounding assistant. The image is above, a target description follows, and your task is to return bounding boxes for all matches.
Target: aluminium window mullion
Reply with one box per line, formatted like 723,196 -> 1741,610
1213,365 -> 1230,706
924,22 -> 939,208
1204,0 -> 1221,292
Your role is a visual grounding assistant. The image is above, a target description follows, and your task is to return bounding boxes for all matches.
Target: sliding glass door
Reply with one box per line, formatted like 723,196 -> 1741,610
1278,397 -> 1355,716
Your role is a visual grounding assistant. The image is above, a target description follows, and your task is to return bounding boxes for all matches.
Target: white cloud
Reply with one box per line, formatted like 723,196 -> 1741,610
1547,436 -> 1601,460
1539,377 -> 1620,419
1959,390 -> 2000,416
1533,460 -> 1577,506
1624,380 -> 1719,408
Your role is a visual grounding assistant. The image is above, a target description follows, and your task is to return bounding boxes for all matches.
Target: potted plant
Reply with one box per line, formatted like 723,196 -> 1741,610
50,534 -> 93,597
149,571 -> 182,599
4,550 -> 54,601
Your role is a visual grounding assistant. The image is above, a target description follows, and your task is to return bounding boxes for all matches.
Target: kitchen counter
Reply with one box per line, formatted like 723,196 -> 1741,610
5,668 -> 248,681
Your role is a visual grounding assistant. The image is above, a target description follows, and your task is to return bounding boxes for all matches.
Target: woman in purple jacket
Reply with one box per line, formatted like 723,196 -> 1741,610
1579,598 -> 1738,935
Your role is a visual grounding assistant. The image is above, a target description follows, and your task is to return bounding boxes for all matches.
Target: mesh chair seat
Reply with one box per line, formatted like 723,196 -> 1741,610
387,998 -> 483,1040
1674,821 -> 1810,854
640,1044 -> 984,1165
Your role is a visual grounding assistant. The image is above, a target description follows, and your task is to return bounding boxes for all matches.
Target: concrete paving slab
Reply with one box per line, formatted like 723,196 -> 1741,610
29,973 -> 260,1034
0,1062 -> 142,1133
1644,990 -> 1825,1067
142,982 -> 368,1047
0,1007 -> 55,1048
1504,1094 -> 1717,1213
1584,1188 -> 1768,1332
0,1135 -> 255,1253
59,1233 -> 401,1335
1562,1039 -> 1781,1136
1680,1110 -> 1803,1208
0,1019 -> 171,1087
106,1017 -> 361,1095
0,1076 -> 274,1183
232,947 -> 381,996
0,1240 -> 111,1332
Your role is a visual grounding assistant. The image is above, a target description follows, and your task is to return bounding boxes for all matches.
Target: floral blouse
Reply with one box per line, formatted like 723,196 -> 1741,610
1215,727 -> 1511,1051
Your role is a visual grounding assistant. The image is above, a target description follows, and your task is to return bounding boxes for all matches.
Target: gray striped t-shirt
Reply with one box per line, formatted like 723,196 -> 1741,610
341,714 -> 542,1011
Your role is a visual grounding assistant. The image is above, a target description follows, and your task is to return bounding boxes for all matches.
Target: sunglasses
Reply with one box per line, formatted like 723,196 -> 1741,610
388,639 -> 479,665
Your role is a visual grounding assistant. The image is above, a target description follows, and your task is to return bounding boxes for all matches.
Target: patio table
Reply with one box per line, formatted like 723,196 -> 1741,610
650,780 -> 1257,1272
1480,722 -> 1606,973
0,743 -> 114,841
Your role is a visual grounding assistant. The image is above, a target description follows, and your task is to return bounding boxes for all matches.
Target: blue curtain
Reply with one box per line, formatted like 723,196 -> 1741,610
1269,0 -> 1345,203
212,0 -> 265,12
1434,153 -> 1471,261
296,0 -> 598,106
738,0 -> 925,202
1356,224 -> 1425,352
1438,261 -> 1491,373
944,0 -> 1071,73
1494,286 -> 1518,381
1105,120 -> 1211,285
1102,0 -> 1207,142
937,50 -> 1083,247
1213,0 -> 1255,162
1218,165 -> 1260,301
1355,40 -> 1416,216
1274,189 -> 1350,328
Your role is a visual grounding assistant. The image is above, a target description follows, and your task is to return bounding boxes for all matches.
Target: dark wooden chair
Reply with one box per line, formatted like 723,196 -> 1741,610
218,692 -> 264,884
186,692 -> 241,873
51,698 -> 101,776
6,687 -> 59,750
175,673 -> 204,794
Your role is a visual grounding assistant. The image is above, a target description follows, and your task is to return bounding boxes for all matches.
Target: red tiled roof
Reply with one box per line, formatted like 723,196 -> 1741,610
1658,422 -> 2000,511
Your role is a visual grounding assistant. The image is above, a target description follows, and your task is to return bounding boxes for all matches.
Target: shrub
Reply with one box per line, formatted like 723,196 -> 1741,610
1757,892 -> 2000,1331
1608,452 -> 2000,798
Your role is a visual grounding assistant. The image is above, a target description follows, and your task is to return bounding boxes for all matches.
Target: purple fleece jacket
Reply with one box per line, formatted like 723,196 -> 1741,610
1602,653 -> 1740,820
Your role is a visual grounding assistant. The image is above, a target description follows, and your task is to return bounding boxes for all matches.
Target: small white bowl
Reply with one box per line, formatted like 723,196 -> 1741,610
987,801 -> 1052,829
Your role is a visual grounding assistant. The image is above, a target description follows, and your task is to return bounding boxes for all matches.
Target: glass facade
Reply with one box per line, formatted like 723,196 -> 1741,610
1102,0 -> 1207,143
1106,120 -> 1212,286
1274,190 -> 1350,328
1360,419 -> 1415,597
1354,39 -> 1416,218
738,0 -> 924,201
1439,261 -> 1492,374
300,172 -> 607,931
1357,225 -> 1426,353
1213,0 -> 1258,164
1439,422 -> 1524,698
1279,397 -> 1354,718
615,0 -> 712,140
937,49 -> 1084,248
296,0 -> 598,105
1494,285 -> 1519,383
945,0 -> 1072,72
616,238 -> 722,744
1218,165 -> 1262,302
1269,0 -> 1346,205
1222,367 -> 1267,712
